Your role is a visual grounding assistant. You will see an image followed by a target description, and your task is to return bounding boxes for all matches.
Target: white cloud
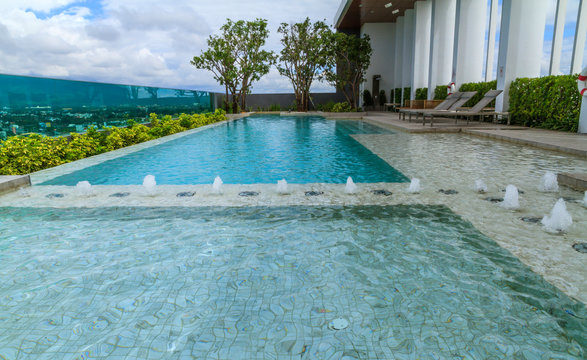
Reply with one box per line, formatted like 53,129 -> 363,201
0,0 -> 340,93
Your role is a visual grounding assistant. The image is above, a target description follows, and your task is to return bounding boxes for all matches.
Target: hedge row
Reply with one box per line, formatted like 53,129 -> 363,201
509,75 -> 580,132
0,110 -> 227,175
459,80 -> 497,107
415,88 -> 428,100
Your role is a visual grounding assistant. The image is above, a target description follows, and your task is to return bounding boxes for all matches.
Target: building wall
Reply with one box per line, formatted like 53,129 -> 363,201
361,22 -> 395,103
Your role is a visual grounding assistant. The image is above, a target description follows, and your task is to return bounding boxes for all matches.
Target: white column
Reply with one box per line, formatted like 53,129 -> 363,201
428,0 -> 456,97
485,0 -> 498,81
550,0 -> 568,75
412,1 -> 432,99
403,9 -> 415,101
395,16 -> 405,103
571,0 -> 587,74
453,0 -> 487,85
495,0 -> 548,112
580,98 -> 587,133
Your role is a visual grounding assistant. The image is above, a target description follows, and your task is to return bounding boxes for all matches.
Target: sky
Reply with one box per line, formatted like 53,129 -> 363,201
0,0 -> 585,94
0,0 -> 341,93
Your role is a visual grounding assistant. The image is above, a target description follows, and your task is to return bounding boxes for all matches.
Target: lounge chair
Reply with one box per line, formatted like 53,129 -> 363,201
401,91 -> 477,123
399,92 -> 462,122
422,89 -> 503,126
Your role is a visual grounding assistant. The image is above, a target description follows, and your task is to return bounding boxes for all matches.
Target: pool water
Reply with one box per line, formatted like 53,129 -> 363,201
0,205 -> 584,359
41,115 -> 408,185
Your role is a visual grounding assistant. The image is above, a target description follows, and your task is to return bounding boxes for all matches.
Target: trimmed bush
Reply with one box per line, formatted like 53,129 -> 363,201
362,89 -> 374,107
434,85 -> 448,100
415,88 -> 428,100
0,109 -> 227,175
379,90 -> 387,106
459,80 -> 497,107
509,75 -> 580,132
394,88 -> 401,104
403,87 -> 411,104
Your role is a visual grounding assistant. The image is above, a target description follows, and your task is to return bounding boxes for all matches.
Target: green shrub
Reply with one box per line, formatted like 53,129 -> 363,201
378,90 -> 387,106
317,101 -> 336,112
269,104 -> 281,111
0,109 -> 228,175
459,80 -> 497,107
403,87 -> 411,104
434,85 -> 448,100
362,90 -> 374,107
509,75 -> 580,132
415,88 -> 428,100
332,102 -> 353,112
394,88 -> 401,104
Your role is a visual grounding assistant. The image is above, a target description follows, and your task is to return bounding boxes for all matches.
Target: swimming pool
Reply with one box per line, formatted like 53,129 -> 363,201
41,115 -> 408,185
0,205 -> 584,358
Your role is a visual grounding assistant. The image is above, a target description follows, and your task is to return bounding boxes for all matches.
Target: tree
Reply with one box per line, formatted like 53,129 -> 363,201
191,19 -> 275,113
277,18 -> 331,112
322,32 -> 372,110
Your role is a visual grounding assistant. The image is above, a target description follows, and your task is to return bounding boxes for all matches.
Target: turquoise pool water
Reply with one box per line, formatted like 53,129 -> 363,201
41,115 -> 409,185
0,205 -> 584,359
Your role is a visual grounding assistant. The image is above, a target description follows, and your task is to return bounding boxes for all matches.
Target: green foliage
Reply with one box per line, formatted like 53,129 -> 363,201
268,104 -> 281,111
434,85 -> 448,100
331,102 -> 353,112
378,90 -> 387,106
509,75 -> 580,132
321,32 -> 372,109
277,18 -> 331,111
459,80 -> 497,107
403,87 -> 411,104
394,88 -> 401,104
316,101 -> 336,112
191,19 -> 276,113
0,110 -> 227,175
415,88 -> 428,100
362,90 -> 374,107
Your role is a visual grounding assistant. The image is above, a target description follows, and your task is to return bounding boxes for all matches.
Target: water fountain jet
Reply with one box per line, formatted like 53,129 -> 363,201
345,177 -> 357,194
143,175 -> 157,196
407,178 -> 421,193
501,184 -> 519,209
276,179 -> 288,194
539,172 -> 559,192
475,179 -> 487,193
75,181 -> 93,197
541,198 -> 572,233
212,176 -> 223,194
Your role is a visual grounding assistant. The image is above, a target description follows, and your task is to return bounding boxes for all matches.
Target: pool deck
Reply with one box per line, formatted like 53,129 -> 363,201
363,111 -> 587,158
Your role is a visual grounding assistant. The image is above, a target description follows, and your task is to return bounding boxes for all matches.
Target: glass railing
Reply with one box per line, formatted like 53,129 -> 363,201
0,74 -> 214,139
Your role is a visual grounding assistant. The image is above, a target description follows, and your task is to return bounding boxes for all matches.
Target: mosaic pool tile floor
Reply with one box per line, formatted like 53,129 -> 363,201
0,206 -> 584,359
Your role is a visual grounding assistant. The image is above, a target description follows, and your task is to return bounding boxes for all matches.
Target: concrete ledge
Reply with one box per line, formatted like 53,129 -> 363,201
558,173 -> 587,192
0,175 -> 31,195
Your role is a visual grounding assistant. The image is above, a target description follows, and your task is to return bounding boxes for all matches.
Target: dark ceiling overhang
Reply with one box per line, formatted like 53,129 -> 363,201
335,0 -> 420,30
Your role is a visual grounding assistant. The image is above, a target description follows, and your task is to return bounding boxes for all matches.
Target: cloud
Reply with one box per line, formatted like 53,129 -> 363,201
0,0 -> 340,93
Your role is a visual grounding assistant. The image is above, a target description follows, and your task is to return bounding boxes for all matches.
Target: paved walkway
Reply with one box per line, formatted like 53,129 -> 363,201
364,111 -> 587,158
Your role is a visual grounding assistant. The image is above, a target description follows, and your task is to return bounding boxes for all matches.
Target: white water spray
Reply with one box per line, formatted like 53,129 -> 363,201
474,179 -> 488,193
542,198 -> 572,232
345,176 -> 357,194
143,175 -> 157,196
407,178 -> 421,193
212,176 -> 223,194
501,184 -> 519,209
539,172 -> 559,192
75,181 -> 93,197
276,179 -> 288,194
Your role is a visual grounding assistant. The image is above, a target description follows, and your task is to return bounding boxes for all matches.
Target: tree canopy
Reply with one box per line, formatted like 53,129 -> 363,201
322,32 -> 372,110
191,19 -> 275,113
277,18 -> 331,112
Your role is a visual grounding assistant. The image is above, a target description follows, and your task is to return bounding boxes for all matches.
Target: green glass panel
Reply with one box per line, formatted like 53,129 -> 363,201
0,74 -> 214,139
